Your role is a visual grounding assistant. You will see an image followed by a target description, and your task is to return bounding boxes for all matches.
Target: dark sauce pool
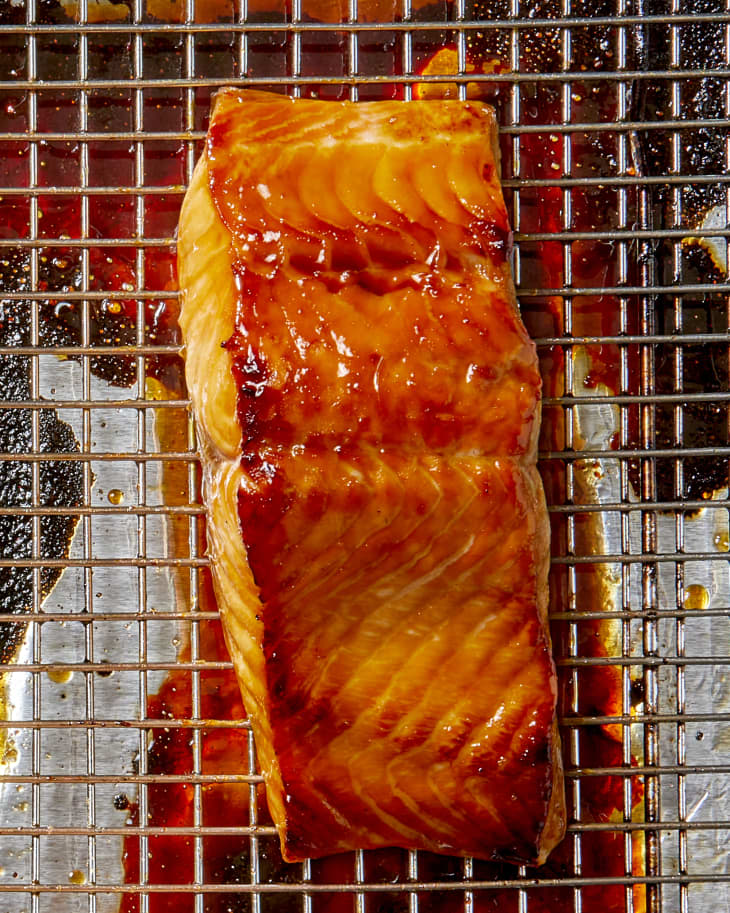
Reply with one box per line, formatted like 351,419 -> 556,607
1,0 -> 727,909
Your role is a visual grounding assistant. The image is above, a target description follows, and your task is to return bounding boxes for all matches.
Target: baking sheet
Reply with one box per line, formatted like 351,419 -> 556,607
1,1 -> 729,910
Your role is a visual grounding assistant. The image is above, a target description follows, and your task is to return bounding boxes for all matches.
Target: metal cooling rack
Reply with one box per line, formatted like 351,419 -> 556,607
0,1 -> 729,912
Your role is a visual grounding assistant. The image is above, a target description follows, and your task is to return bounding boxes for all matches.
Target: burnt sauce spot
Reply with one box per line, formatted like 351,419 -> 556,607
637,0 -> 729,502
470,0 -> 730,505
0,8 -> 184,662
0,256 -> 83,664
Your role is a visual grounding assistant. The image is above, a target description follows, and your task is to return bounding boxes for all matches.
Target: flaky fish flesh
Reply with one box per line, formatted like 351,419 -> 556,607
178,88 -> 565,865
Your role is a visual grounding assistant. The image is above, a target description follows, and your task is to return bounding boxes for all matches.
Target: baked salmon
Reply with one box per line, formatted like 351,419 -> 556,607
178,88 -> 565,865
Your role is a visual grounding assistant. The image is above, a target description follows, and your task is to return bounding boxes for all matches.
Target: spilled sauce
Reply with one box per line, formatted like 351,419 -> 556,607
683,584 -> 710,611
0,0 -> 184,663
46,667 -> 74,684
1,0 -> 727,911
0,252 -> 84,661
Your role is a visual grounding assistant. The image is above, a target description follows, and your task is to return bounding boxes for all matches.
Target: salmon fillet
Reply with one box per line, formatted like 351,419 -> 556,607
178,88 -> 566,865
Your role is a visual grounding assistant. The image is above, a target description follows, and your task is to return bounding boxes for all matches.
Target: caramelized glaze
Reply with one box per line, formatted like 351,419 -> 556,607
178,88 -> 565,866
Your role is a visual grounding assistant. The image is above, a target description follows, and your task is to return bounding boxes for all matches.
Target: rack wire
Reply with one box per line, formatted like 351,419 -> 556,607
0,1 -> 729,912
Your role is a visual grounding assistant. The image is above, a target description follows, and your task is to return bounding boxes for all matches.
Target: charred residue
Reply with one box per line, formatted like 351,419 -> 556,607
468,0 -> 730,504
0,252 -> 83,663
634,0 -> 729,502
0,4 -> 186,663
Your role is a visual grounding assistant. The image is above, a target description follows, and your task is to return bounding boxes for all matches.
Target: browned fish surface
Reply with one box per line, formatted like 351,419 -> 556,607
178,88 -> 565,865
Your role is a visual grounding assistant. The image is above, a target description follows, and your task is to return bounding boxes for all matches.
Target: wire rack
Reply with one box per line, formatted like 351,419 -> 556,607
0,1 -> 729,912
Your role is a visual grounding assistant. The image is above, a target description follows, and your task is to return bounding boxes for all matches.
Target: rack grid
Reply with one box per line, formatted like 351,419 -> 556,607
0,2 -> 729,912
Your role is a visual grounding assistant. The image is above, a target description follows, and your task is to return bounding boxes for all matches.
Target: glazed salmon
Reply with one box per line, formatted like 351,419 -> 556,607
178,88 -> 565,865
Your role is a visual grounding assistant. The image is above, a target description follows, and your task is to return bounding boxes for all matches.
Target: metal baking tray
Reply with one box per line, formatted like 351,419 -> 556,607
0,2 -> 728,911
